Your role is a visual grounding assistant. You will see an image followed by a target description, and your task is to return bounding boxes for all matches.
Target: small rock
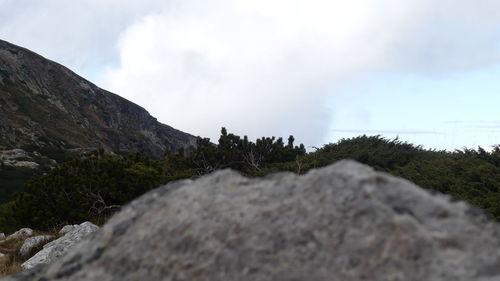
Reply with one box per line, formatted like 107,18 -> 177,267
58,225 -> 78,236
21,222 -> 99,270
0,232 -> 5,239
7,228 -> 33,240
0,149 -> 29,160
12,161 -> 39,168
0,252 -> 5,259
19,235 -> 54,257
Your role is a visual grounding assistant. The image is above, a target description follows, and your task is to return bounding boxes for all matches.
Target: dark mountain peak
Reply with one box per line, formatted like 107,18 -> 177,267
0,39 -> 195,158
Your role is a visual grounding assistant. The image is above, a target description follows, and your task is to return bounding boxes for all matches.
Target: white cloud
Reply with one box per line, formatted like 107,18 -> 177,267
99,0 -> 500,145
0,0 -> 169,74
2,0 -> 500,146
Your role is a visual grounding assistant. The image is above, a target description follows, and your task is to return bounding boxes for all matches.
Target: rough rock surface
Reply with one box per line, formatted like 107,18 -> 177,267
20,222 -> 98,270
0,233 -> 4,239
19,235 -> 54,257
4,160 -> 500,281
6,228 -> 33,240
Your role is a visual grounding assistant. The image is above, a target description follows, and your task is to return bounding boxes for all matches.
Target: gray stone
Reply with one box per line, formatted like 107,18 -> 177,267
6,228 -> 33,240
0,149 -> 39,169
0,149 -> 30,161
0,233 -> 5,239
58,225 -> 78,236
19,235 -> 54,257
4,160 -> 500,281
10,161 -> 39,168
0,252 -> 5,259
20,222 -> 99,270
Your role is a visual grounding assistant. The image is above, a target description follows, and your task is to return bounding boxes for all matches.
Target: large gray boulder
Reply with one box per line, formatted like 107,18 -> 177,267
20,222 -> 99,270
3,160 -> 500,281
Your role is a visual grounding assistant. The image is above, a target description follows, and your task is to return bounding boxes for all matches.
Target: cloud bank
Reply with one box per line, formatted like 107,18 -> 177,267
0,0 -> 168,74
100,0 -> 500,145
2,0 -> 500,146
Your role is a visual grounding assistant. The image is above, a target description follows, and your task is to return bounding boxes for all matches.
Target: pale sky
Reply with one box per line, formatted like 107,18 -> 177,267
1,0 -> 500,151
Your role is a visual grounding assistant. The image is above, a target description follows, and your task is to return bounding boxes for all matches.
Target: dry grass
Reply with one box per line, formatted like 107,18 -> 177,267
0,255 -> 22,277
0,236 -> 25,278
0,230 -> 59,278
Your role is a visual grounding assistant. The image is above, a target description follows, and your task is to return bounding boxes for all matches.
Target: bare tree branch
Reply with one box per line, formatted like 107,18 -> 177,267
243,149 -> 262,171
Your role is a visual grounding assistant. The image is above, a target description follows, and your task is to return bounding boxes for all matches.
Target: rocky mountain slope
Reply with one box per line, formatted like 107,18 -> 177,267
3,160 -> 500,281
0,39 -> 195,159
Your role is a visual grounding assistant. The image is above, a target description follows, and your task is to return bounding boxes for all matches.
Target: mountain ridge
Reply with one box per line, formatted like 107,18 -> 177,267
0,39 -> 196,202
0,39 -> 196,158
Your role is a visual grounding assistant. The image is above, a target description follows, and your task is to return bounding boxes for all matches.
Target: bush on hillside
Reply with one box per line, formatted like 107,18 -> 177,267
1,131 -> 500,232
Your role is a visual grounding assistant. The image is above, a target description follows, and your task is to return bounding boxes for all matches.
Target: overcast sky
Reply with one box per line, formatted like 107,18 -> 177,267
1,0 -> 500,150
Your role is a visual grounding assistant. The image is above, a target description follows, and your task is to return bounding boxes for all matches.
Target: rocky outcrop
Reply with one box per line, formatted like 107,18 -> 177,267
4,160 -> 500,281
21,222 -> 98,270
0,149 -> 51,169
19,235 -> 54,257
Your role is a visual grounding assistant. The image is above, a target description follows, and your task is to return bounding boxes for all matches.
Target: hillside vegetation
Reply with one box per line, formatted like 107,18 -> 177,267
1,128 -> 500,233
